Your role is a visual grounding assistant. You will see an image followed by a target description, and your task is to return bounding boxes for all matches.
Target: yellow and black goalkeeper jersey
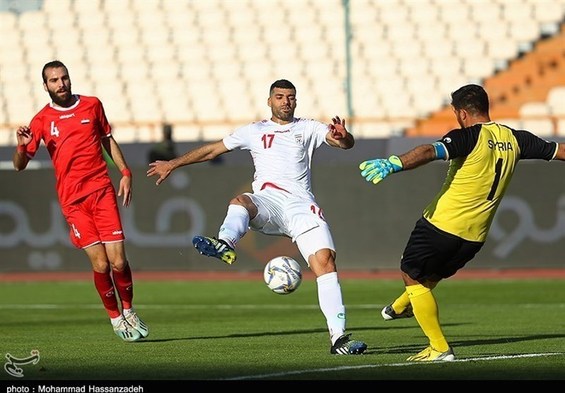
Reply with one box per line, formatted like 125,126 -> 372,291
423,122 -> 558,242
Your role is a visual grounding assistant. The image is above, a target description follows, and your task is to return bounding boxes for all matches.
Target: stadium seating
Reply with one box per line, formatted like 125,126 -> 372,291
0,0 -> 564,144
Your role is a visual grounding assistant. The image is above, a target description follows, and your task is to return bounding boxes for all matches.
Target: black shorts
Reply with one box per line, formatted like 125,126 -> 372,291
400,217 -> 484,282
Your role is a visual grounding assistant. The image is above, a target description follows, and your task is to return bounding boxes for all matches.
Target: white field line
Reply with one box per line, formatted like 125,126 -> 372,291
1,303 -> 563,380
0,304 -> 356,310
221,352 -> 565,380
1,303 -> 563,310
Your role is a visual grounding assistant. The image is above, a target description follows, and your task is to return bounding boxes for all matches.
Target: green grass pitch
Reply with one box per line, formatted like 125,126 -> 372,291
0,277 -> 564,385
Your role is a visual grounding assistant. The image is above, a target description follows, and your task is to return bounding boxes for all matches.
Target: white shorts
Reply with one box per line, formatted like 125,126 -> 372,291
245,188 -> 335,262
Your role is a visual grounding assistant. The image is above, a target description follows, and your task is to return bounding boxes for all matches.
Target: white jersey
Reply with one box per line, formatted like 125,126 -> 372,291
222,117 -> 329,201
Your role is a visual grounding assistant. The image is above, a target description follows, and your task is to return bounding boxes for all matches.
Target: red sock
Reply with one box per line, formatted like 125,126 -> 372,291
112,263 -> 133,310
93,271 -> 121,318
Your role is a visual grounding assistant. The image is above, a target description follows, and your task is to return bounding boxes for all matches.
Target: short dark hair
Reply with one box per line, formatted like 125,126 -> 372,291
269,79 -> 296,95
42,60 -> 68,83
450,84 -> 489,115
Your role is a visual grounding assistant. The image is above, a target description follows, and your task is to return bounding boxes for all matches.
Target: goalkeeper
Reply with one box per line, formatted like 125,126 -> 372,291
359,84 -> 565,362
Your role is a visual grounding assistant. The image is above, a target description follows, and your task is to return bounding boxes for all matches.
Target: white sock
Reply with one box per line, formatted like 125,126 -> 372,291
110,315 -> 124,327
218,204 -> 249,248
316,272 -> 346,344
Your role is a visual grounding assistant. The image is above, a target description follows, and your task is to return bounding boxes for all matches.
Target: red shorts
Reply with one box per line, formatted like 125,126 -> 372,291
61,185 -> 125,249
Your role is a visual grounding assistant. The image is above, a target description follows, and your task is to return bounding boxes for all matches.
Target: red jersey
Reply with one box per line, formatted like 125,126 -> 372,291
26,95 -> 114,207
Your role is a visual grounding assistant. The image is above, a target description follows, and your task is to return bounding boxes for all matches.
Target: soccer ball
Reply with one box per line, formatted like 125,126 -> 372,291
263,256 -> 302,295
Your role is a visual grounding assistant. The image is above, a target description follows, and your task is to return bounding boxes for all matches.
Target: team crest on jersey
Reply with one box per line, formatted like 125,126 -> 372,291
295,134 -> 303,144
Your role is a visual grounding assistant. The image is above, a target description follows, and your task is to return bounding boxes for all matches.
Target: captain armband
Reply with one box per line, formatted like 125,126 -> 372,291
431,142 -> 447,160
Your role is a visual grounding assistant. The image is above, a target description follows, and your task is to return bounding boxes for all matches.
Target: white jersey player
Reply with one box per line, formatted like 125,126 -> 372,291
147,79 -> 367,355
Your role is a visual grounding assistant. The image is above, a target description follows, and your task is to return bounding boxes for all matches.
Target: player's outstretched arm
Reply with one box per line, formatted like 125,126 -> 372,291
359,143 -> 443,185
147,140 -> 229,186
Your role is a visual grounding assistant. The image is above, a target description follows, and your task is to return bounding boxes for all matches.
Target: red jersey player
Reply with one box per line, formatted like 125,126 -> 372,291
13,60 -> 148,342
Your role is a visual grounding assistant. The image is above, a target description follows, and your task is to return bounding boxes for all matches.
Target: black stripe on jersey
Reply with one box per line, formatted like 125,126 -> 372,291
512,129 -> 557,160
439,124 -> 557,161
439,124 -> 482,159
